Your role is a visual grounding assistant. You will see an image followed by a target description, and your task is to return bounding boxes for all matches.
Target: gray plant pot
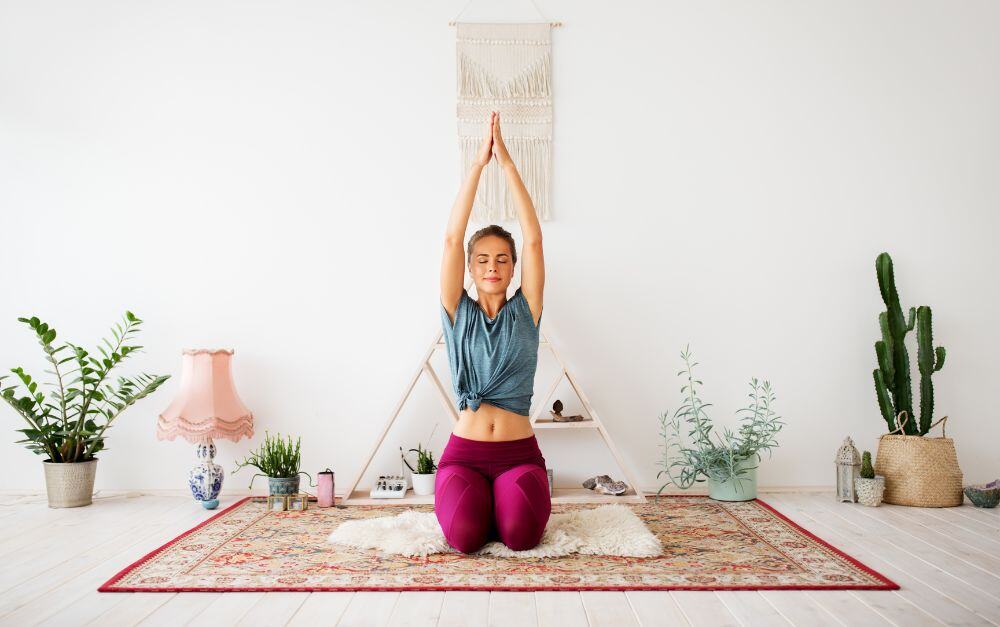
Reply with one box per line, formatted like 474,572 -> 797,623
855,476 -> 886,507
268,476 -> 300,495
43,459 -> 98,508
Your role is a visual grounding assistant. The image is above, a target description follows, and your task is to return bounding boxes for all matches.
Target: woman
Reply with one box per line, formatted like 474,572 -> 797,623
435,110 -> 549,553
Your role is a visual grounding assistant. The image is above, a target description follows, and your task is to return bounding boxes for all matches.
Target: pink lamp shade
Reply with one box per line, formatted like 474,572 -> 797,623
156,348 -> 254,443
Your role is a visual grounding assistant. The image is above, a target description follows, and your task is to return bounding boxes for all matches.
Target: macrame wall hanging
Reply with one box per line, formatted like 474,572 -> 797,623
453,13 -> 559,223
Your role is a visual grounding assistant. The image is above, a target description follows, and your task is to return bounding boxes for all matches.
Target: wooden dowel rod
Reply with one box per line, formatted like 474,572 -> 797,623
449,20 -> 562,27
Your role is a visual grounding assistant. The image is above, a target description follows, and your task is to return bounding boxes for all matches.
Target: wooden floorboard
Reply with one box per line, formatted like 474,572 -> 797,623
0,492 -> 997,626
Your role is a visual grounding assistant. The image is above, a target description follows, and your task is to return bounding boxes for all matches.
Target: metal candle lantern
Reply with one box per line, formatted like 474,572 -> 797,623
836,437 -> 862,503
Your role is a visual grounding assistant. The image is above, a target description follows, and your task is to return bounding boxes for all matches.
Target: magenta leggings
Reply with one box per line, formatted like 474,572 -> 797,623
434,432 -> 551,553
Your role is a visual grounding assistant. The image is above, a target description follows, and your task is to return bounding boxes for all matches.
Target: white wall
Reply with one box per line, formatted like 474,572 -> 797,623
1,0 -> 997,495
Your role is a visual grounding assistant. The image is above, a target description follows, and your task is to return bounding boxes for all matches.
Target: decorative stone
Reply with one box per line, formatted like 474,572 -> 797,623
964,481 -> 999,508
582,474 -> 612,490
582,474 -> 628,495
594,480 -> 628,496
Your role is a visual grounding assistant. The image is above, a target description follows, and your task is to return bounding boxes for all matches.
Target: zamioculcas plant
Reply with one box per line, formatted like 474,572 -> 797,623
872,252 -> 946,435
0,312 -> 170,462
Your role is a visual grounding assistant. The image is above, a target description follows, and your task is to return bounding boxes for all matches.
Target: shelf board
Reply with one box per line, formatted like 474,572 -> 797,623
342,486 -> 645,506
530,418 -> 599,429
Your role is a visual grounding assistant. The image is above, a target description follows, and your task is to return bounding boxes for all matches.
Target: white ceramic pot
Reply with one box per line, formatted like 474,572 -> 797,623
855,476 -> 886,507
411,472 -> 437,496
43,459 -> 98,508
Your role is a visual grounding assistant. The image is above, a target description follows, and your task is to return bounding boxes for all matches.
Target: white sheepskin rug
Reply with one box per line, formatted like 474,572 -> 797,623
327,504 -> 662,558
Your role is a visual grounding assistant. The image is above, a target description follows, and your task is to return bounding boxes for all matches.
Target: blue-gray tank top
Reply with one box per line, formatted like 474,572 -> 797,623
440,286 -> 542,416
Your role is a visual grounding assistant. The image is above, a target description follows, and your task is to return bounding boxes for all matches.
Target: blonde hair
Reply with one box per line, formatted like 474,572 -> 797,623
466,225 -> 517,265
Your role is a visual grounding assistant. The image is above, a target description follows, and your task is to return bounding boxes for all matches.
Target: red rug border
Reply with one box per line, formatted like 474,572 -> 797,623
98,495 -> 900,593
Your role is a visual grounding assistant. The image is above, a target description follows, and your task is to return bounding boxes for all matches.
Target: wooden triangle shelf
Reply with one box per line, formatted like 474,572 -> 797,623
342,286 -> 647,505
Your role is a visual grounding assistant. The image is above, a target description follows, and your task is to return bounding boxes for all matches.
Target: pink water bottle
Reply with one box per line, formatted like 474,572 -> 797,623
318,468 -> 335,507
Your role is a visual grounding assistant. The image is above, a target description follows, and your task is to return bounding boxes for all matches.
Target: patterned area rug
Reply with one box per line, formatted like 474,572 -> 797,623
99,496 -> 898,592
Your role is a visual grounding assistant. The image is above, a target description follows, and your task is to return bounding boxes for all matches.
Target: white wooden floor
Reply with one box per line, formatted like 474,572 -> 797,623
0,491 -> 998,626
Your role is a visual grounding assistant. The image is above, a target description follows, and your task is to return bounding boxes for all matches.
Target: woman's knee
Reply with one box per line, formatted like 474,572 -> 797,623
434,464 -> 493,553
492,464 -> 551,550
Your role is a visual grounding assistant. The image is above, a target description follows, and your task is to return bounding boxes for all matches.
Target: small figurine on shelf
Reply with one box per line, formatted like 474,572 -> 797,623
550,399 -> 586,422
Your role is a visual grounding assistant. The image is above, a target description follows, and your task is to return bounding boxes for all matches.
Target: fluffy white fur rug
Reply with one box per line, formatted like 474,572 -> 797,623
327,504 -> 662,558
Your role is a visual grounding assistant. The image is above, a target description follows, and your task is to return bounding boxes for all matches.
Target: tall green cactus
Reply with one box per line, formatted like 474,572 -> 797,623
872,252 -> 946,436
873,252 -> 916,434
916,305 -> 946,435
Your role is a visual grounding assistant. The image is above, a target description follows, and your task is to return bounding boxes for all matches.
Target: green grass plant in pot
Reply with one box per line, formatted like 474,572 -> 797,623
0,312 -> 170,507
401,443 -> 439,496
655,345 -> 785,502
233,431 -> 313,496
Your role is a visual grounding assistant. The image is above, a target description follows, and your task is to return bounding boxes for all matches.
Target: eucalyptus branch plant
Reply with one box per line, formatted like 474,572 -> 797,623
655,345 -> 784,499
0,311 -> 170,463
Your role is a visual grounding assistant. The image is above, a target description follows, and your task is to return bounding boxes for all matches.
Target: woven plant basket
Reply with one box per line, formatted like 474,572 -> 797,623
875,412 -> 962,507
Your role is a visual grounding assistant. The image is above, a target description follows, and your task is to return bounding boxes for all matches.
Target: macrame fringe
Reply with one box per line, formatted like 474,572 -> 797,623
457,51 -> 551,100
458,136 -> 551,223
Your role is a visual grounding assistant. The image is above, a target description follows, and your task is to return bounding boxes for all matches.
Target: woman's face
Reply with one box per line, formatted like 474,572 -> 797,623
469,235 -> 515,296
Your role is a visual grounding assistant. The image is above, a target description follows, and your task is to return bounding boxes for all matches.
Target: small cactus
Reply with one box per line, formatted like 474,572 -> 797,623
860,451 -> 875,479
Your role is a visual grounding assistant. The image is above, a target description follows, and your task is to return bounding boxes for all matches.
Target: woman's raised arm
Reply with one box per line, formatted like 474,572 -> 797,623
441,111 -> 497,321
491,113 -> 544,326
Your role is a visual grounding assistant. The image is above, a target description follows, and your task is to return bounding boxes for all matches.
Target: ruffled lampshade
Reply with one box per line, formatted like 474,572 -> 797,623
157,348 -> 253,443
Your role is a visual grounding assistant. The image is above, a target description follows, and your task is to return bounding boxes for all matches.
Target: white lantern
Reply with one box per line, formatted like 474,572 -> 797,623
835,437 -> 862,502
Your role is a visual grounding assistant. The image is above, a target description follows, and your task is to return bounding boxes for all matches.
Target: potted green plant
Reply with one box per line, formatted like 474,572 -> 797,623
855,451 -> 885,507
233,431 -> 312,495
656,345 -> 785,502
401,443 -> 438,496
0,312 -> 170,508
871,252 -> 962,507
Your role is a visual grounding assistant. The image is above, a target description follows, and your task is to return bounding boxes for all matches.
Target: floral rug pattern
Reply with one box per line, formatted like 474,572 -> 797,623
100,496 -> 897,591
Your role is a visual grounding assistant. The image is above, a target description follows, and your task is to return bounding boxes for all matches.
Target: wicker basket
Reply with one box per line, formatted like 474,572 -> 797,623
875,412 -> 963,508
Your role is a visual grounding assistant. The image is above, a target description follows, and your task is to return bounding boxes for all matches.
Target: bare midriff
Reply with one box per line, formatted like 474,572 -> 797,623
452,401 -> 535,442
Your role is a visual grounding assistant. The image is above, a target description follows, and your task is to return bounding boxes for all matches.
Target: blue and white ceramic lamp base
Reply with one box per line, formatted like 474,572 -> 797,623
189,440 -> 224,509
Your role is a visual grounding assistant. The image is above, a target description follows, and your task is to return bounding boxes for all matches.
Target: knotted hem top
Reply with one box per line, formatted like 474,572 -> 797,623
440,286 -> 542,417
